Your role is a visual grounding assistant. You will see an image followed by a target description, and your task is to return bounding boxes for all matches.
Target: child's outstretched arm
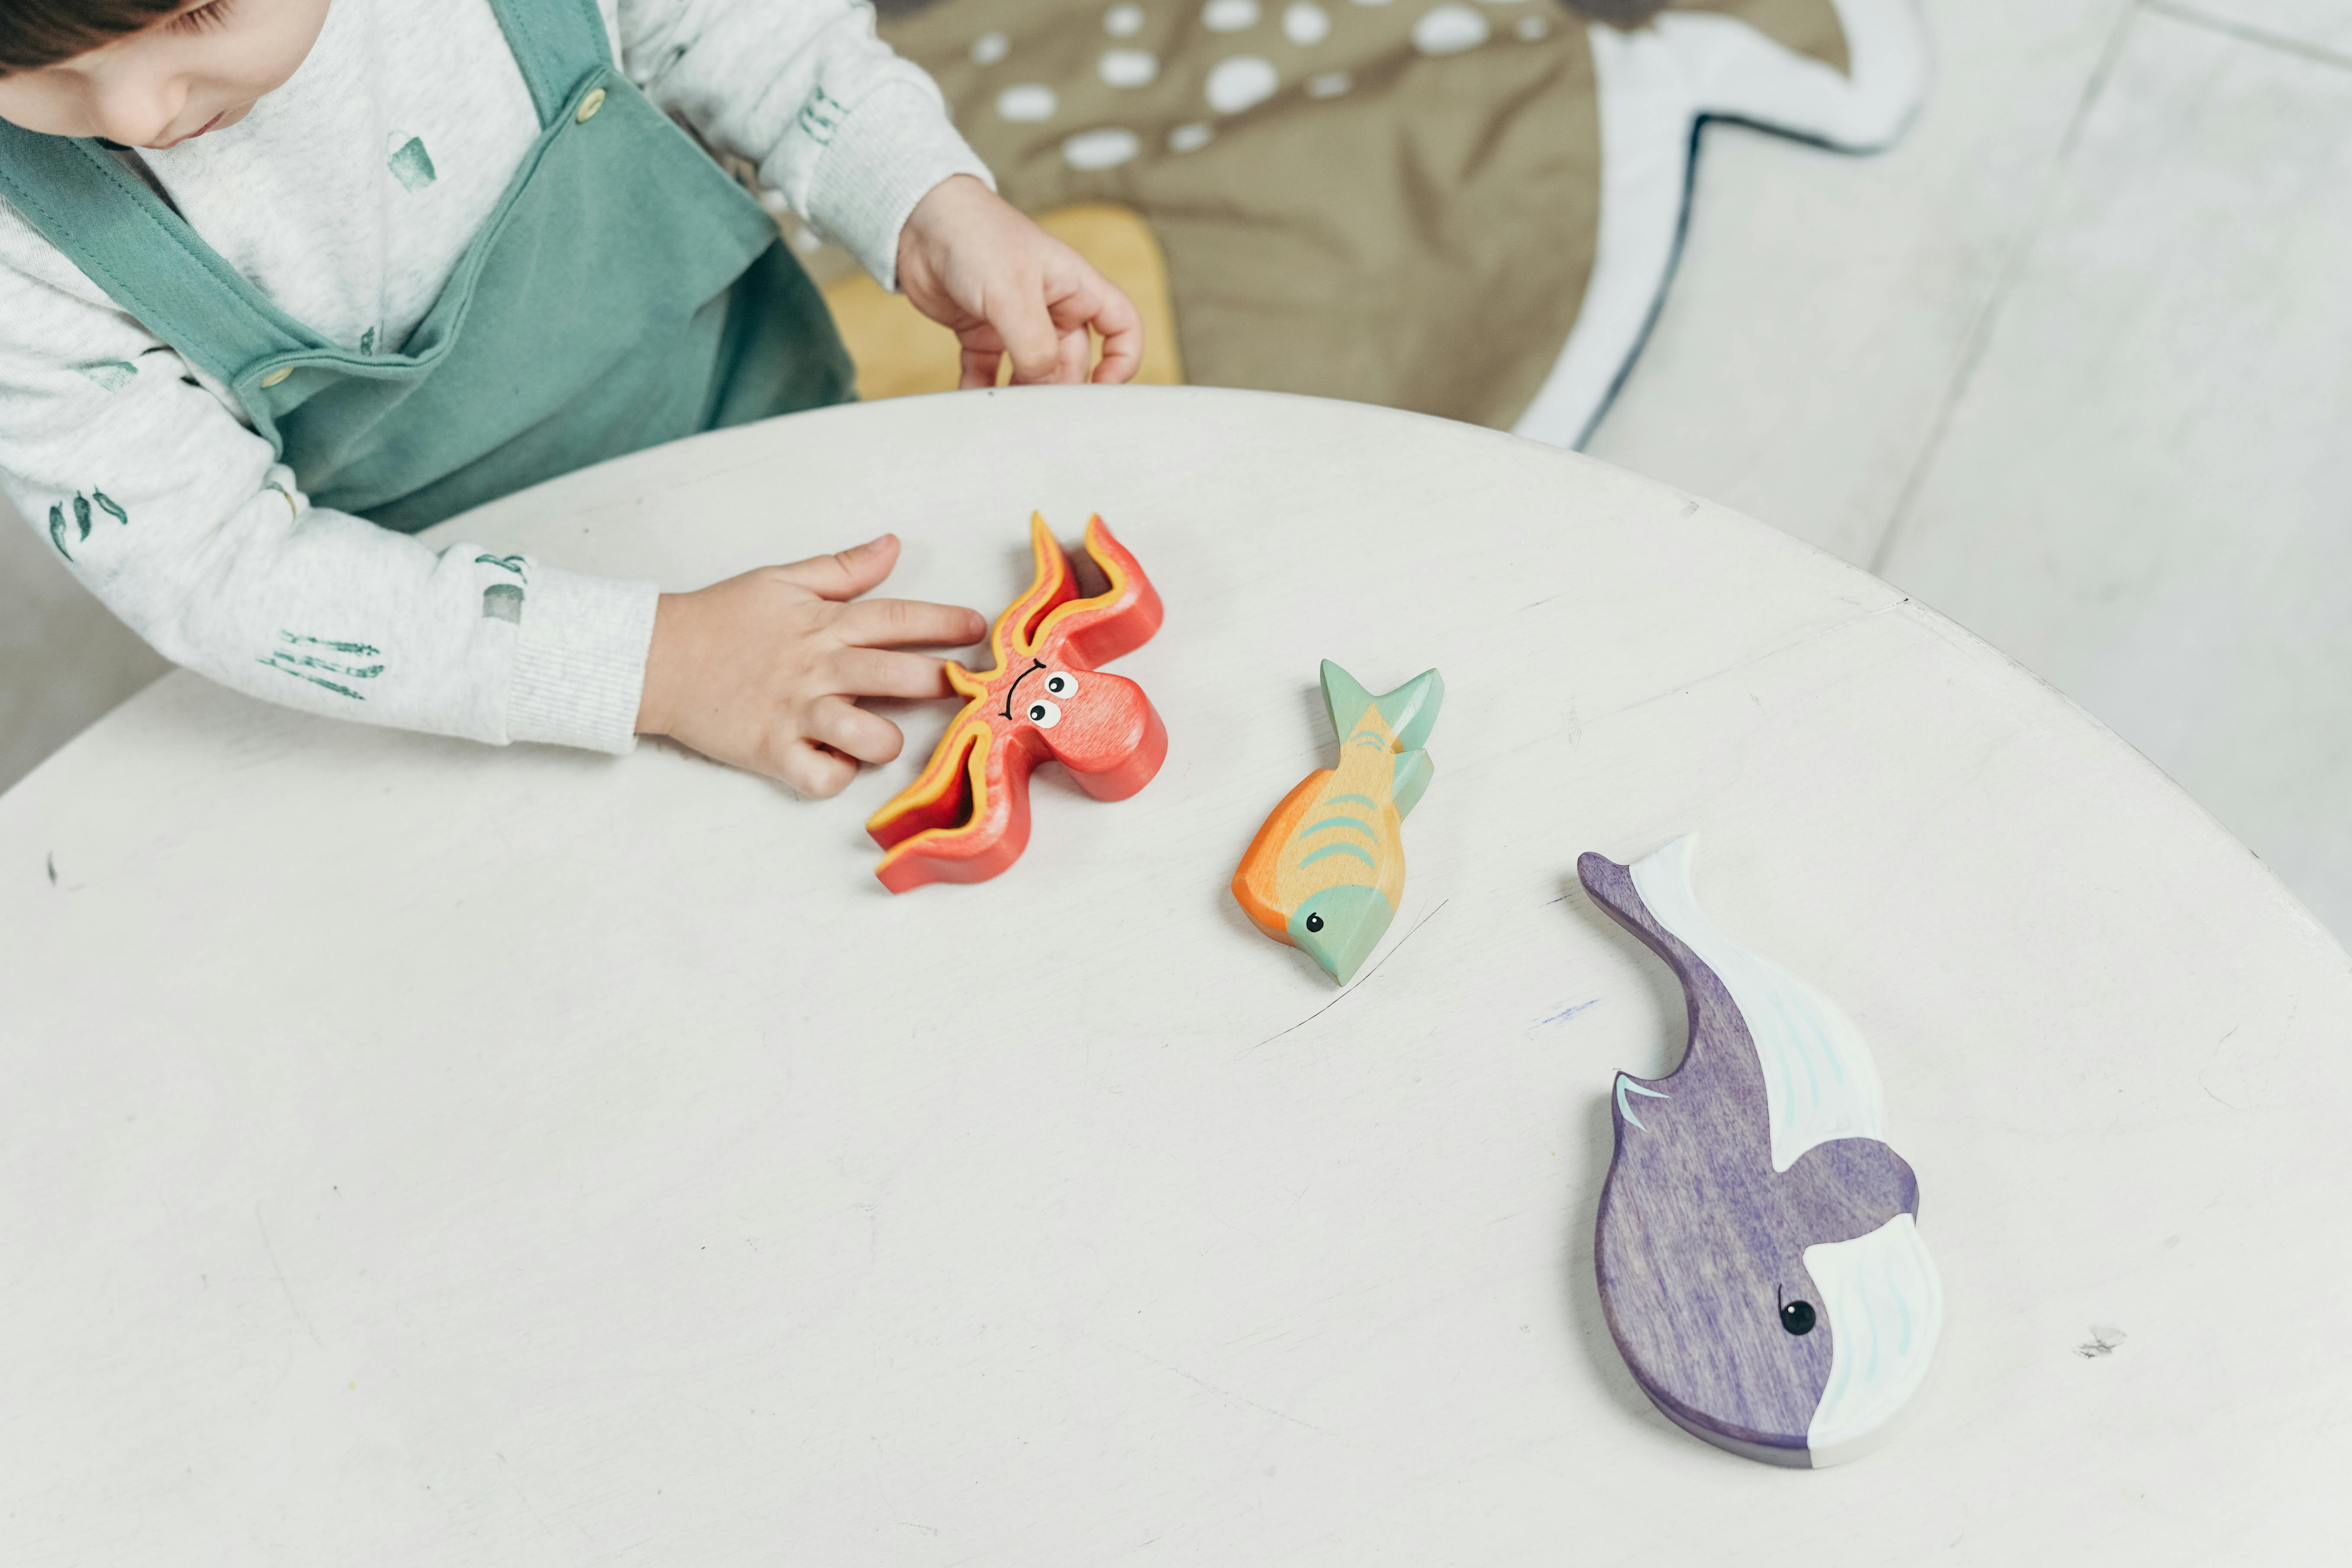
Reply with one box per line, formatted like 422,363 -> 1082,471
0,215 -> 663,758
618,0 -> 1139,383
636,535 -> 985,798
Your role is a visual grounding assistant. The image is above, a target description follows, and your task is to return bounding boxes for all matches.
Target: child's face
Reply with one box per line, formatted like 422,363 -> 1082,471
0,0 -> 331,150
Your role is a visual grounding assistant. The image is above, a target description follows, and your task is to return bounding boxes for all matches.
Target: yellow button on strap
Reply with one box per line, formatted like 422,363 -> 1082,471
260,367 -> 292,388
575,87 -> 607,124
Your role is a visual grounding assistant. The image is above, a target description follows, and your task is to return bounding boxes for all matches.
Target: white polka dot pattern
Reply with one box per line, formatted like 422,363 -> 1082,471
1100,48 -> 1160,86
1282,1 -> 1332,45
996,83 -> 1059,122
1411,3 -> 1488,54
1204,54 -> 1280,113
1064,127 -> 1144,169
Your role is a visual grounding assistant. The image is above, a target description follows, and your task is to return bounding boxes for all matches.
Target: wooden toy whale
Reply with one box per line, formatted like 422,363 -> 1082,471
1232,662 -> 1441,983
1577,837 -> 1940,1467
865,514 -> 1165,891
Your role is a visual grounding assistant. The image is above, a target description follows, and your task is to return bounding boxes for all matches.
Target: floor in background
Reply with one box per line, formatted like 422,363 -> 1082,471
0,494 -> 167,796
6,0 -> 2349,945
1590,0 -> 2352,940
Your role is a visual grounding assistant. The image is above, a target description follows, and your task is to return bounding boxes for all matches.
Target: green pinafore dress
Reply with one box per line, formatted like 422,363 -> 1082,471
0,0 -> 852,534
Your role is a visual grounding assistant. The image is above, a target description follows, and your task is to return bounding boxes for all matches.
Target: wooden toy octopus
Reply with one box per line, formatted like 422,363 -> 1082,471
866,514 -> 1166,891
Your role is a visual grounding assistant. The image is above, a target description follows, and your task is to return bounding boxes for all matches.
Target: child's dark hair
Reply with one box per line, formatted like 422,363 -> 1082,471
1,0 -> 184,72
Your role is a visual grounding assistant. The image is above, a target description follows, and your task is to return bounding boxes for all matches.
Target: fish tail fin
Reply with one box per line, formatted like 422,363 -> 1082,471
1391,748 -> 1435,819
1320,662 -> 1444,752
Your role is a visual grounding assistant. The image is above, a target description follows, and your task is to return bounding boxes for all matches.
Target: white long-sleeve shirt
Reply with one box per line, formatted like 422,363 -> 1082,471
0,0 -> 988,751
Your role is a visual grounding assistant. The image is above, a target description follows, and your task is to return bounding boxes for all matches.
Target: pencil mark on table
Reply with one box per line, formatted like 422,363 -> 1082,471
1097,1336 -> 1338,1436
2144,0 -> 2352,74
46,853 -> 56,887
255,1202 -> 323,1347
1249,899 -> 1451,1050
2075,1323 -> 2127,1359
1539,998 -> 1600,1026
2199,1024 -> 2246,1110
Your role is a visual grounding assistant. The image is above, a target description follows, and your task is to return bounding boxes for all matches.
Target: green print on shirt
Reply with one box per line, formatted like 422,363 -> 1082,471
360,327 -> 377,355
46,490 -> 127,560
74,361 -> 136,393
797,88 -> 847,147
476,554 -> 528,621
387,135 -> 437,193
258,631 -> 384,702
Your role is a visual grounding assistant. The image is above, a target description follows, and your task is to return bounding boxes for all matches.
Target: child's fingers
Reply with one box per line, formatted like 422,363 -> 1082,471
767,534 -> 901,601
807,695 -> 905,766
771,740 -> 859,800
959,341 -> 1004,390
1088,286 -> 1145,386
1056,327 -> 1092,385
834,597 -> 988,648
829,646 -> 965,701
754,728 -> 859,798
993,279 -> 1063,385
1041,257 -> 1143,386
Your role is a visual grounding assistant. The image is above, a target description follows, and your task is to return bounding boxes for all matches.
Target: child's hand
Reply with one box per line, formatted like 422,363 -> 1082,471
896,174 -> 1145,389
636,534 -> 987,798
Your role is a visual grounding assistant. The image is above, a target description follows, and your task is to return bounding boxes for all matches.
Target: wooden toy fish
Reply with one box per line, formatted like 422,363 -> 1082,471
1578,837 -> 1941,1468
1232,662 -> 1442,984
865,514 -> 1165,892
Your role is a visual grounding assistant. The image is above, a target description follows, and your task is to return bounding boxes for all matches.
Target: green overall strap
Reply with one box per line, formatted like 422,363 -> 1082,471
488,0 -> 612,124
0,0 -> 610,394
0,130 -> 310,394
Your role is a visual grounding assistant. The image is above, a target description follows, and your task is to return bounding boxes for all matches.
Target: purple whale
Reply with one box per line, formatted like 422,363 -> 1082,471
1578,837 -> 1941,1467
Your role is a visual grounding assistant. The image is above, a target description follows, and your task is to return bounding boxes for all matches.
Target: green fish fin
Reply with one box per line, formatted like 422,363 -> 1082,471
1319,661 -> 1374,742
1320,661 -> 1445,752
1391,748 -> 1435,819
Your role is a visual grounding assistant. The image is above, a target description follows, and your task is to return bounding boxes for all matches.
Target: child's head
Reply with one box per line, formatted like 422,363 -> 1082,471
0,0 -> 328,148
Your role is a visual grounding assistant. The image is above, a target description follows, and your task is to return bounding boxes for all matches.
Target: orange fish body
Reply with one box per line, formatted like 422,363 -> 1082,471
1233,662 -> 1442,982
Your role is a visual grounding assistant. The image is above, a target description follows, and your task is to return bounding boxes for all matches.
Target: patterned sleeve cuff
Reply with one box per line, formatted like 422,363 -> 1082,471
504,565 -> 660,753
795,79 -> 995,291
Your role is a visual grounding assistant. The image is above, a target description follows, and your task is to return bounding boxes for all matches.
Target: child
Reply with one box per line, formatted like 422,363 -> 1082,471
0,0 -> 1142,797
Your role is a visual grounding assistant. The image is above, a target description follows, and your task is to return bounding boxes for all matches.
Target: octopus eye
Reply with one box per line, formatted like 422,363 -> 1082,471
1042,671 -> 1078,698
1026,699 -> 1062,729
1304,912 -> 1324,933
1779,1300 -> 1816,1336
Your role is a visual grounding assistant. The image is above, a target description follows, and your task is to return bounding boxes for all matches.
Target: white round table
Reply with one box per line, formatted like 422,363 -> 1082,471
4,388 -> 2346,1563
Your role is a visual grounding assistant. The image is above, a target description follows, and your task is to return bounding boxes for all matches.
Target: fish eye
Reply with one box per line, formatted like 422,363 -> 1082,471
1025,698 -> 1062,729
1779,1300 -> 1816,1336
1042,671 -> 1077,698
1305,912 -> 1324,933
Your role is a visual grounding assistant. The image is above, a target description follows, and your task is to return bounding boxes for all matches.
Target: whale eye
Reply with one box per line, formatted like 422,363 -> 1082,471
1042,671 -> 1077,698
1025,698 -> 1062,729
1305,912 -> 1324,933
1780,1299 -> 1816,1336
